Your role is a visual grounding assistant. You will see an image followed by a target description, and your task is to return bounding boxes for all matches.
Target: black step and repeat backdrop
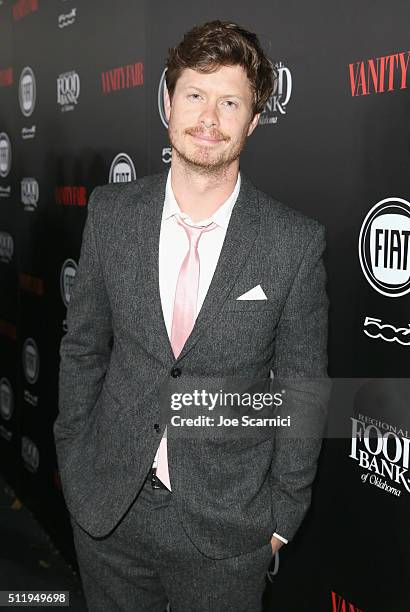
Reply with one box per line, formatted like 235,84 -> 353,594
0,1 -> 409,610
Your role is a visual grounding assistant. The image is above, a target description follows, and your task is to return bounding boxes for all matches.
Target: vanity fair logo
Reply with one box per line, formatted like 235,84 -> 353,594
21,177 -> 39,211
19,67 -> 36,117
331,591 -> 363,612
0,232 -> 14,263
350,415 -> 410,497
55,185 -> 87,206
19,273 -> 44,295
21,436 -> 39,473
359,197 -> 410,297
60,259 -> 77,307
259,61 -> 292,125
12,0 -> 38,21
101,61 -> 143,94
349,50 -> 410,97
109,153 -> 136,183
57,70 -> 80,112
363,316 -> 410,346
0,132 -> 12,178
0,67 -> 13,87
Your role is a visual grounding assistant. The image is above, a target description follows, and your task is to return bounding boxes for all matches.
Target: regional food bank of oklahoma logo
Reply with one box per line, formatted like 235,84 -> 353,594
359,198 -> 410,297
259,61 -> 292,126
57,70 -> 80,112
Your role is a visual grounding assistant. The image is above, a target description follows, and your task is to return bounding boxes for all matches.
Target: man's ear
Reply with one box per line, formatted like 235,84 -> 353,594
247,112 -> 260,136
164,86 -> 172,122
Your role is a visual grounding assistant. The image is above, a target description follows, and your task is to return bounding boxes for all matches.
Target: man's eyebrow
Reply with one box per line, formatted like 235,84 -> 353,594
183,85 -> 244,100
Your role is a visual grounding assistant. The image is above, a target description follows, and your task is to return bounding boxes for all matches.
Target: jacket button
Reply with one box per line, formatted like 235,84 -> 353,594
170,367 -> 181,378
154,423 -> 160,432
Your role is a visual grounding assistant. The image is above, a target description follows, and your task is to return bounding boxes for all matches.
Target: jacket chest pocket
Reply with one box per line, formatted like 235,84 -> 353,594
221,299 -> 278,313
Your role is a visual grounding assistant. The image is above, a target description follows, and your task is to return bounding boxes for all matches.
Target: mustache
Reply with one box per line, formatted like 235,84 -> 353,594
184,126 -> 230,142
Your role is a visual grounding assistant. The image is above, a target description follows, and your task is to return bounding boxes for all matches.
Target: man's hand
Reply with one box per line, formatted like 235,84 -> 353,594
270,535 -> 285,555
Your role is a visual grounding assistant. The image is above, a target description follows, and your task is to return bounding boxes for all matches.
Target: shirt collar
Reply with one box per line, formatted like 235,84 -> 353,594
162,168 -> 241,229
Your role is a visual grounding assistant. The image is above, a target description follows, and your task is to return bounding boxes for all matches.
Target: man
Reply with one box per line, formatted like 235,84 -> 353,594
54,20 -> 329,612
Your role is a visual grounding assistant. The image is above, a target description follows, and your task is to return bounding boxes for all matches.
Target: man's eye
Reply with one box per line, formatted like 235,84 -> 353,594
223,100 -> 238,108
188,93 -> 201,101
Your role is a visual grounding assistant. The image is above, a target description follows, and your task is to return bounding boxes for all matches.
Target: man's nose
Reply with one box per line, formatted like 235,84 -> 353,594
198,102 -> 219,128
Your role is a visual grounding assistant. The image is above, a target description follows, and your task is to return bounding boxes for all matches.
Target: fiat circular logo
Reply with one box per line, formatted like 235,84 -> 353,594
158,69 -> 168,129
19,66 -> 36,117
359,197 -> 410,297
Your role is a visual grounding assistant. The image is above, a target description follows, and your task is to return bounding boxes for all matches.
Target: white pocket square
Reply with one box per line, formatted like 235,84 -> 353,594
236,285 -> 267,300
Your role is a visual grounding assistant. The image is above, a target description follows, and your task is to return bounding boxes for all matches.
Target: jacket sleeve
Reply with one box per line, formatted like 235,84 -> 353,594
270,223 -> 330,541
54,186 -> 113,445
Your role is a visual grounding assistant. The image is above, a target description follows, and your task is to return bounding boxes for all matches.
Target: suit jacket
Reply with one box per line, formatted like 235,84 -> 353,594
54,169 -> 329,559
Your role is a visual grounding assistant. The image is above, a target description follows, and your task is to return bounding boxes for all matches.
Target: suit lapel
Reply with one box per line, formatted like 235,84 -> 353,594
134,171 -> 176,363
134,170 -> 261,364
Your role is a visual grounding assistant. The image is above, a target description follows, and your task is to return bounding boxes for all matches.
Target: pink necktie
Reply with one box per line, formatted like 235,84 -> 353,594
155,215 -> 217,490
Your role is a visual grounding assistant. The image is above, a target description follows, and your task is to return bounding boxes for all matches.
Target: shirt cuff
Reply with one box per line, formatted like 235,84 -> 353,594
272,532 -> 288,544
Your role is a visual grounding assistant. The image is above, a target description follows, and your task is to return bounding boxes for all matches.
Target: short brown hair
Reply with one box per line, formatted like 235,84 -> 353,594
165,20 -> 276,116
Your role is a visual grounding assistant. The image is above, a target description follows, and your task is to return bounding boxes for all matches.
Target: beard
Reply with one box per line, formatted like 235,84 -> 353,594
168,123 -> 249,177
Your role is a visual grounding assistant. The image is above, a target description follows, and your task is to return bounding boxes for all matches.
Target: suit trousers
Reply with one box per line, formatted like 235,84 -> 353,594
70,470 -> 274,612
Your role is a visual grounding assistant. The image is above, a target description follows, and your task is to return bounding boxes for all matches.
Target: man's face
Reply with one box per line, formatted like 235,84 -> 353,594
164,64 -> 260,174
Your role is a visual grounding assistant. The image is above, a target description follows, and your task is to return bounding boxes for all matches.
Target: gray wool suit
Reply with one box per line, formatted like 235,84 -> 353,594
54,169 -> 329,610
